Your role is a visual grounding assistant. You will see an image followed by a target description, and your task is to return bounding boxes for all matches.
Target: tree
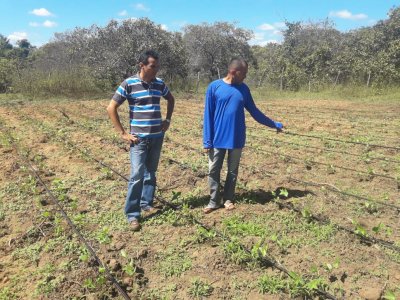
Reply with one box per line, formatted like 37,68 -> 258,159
183,22 -> 254,80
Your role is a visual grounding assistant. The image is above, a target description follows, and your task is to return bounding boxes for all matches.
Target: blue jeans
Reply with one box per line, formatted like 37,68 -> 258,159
125,135 -> 164,222
207,148 -> 242,208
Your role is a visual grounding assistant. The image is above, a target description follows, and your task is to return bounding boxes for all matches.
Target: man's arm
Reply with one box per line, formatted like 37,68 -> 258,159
244,91 -> 283,132
203,85 -> 215,151
106,99 -> 138,144
162,91 -> 175,132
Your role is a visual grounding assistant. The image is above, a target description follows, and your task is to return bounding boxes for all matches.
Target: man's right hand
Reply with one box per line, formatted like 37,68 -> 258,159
121,132 -> 139,144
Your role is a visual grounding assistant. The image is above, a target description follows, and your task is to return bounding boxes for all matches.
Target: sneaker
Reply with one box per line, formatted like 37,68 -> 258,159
129,219 -> 141,231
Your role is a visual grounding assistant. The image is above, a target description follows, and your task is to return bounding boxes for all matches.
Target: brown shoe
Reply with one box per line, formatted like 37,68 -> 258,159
129,219 -> 141,231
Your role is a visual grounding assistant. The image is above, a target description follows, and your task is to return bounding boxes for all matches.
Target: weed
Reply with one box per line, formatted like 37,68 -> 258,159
258,274 -> 285,294
0,287 -> 16,300
193,226 -> 216,243
382,290 -> 398,300
96,227 -> 112,244
155,248 -> 192,277
189,278 -> 213,298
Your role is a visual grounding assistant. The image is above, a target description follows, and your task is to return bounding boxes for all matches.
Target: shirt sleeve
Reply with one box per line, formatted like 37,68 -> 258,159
112,80 -> 128,105
203,84 -> 215,148
161,82 -> 170,97
244,87 -> 277,129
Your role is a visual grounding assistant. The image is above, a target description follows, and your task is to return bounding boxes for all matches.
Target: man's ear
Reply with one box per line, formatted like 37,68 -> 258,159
139,62 -> 144,69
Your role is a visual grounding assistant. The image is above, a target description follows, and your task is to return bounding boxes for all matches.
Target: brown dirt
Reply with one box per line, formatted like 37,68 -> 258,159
0,97 -> 399,299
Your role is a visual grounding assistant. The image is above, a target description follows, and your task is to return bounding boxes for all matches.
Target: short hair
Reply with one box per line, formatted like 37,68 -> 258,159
139,50 -> 159,65
228,58 -> 248,70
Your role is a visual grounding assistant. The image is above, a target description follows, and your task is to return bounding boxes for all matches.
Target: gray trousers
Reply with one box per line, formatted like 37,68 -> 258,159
207,148 -> 243,208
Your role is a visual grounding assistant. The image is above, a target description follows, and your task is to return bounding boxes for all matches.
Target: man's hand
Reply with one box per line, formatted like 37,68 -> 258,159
203,148 -> 210,154
162,120 -> 170,132
121,132 -> 139,144
274,121 -> 283,133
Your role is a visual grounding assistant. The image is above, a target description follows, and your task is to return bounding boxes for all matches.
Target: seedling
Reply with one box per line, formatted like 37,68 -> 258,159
324,258 -> 340,273
96,227 -> 112,244
188,278 -> 213,298
122,259 -> 136,276
350,219 -> 368,238
364,201 -> 378,213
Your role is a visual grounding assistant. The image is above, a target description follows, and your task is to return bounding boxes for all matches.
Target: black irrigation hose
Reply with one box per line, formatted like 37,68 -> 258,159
289,177 -> 400,212
1,129 -> 131,300
169,127 -> 398,181
283,131 -> 400,151
29,112 -> 400,250
266,104 -> 400,117
250,146 -> 398,181
247,131 -> 400,164
73,146 -> 338,300
62,131 -> 399,255
274,197 -> 400,253
167,137 -> 400,211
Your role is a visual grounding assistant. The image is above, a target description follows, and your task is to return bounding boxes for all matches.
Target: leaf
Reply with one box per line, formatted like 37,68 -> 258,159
279,188 -> 289,198
382,291 -> 396,300
120,249 -> 127,258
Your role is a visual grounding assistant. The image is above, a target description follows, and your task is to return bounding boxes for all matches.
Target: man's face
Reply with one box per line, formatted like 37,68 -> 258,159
233,64 -> 248,83
140,57 -> 160,79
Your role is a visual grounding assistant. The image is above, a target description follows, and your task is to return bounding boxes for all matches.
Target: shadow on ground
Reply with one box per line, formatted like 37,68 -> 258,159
161,186 -> 315,210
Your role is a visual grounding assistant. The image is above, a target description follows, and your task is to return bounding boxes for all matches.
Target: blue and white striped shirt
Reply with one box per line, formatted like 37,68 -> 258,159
113,75 -> 170,138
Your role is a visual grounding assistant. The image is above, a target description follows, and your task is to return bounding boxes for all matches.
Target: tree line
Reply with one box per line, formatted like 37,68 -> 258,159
1,6 -> 399,97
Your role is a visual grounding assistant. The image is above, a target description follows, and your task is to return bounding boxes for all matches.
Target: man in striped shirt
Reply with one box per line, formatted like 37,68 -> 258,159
107,50 -> 175,231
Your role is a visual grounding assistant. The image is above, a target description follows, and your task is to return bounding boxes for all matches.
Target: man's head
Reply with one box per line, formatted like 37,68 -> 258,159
139,50 -> 160,80
227,58 -> 248,84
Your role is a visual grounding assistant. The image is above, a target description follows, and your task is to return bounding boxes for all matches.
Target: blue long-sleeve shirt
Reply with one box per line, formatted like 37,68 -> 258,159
203,79 -> 278,149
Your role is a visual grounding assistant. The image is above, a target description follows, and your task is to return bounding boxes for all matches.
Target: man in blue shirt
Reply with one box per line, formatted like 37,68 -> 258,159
203,58 -> 283,213
107,50 -> 175,230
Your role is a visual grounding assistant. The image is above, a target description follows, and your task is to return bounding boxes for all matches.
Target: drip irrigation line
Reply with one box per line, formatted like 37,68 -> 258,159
247,131 -> 400,164
274,197 -> 400,253
250,146 -> 398,181
165,138 -> 275,177
65,133 -> 399,255
288,177 -> 400,212
2,128 -> 131,300
264,104 -> 400,118
166,136 -> 399,211
155,194 -> 338,300
283,131 -> 400,151
24,116 -> 335,298
23,113 -> 400,251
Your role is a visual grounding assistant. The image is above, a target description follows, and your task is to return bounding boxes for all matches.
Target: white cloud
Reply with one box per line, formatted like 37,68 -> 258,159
30,8 -> 53,17
29,22 -> 40,27
257,23 -> 275,31
249,32 -> 281,46
329,10 -> 368,20
118,10 -> 128,16
8,32 -> 28,44
161,24 -> 168,31
43,20 -> 57,28
134,3 -> 150,11
257,22 -> 286,35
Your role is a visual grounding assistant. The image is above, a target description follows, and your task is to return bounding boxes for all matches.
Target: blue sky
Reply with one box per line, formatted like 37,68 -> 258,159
1,1 -> 398,46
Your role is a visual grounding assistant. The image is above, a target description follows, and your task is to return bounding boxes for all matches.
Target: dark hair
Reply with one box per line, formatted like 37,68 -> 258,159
139,50 -> 159,65
228,57 -> 248,70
